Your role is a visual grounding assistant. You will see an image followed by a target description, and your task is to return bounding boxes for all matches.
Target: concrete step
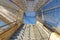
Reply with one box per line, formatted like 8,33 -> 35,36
10,24 -> 49,40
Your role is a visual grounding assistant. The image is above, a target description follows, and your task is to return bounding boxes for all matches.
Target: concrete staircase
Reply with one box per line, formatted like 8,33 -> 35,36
9,23 -> 50,40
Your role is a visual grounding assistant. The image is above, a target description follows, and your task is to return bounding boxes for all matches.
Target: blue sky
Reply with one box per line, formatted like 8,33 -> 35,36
0,20 -> 6,26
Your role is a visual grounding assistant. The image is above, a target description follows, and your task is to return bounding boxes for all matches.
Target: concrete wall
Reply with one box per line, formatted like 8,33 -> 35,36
0,0 -> 24,22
